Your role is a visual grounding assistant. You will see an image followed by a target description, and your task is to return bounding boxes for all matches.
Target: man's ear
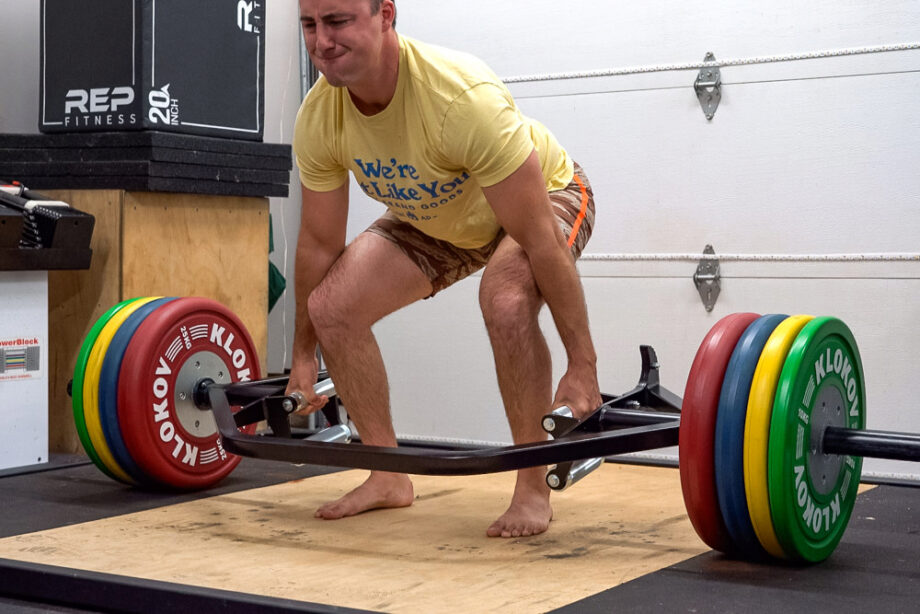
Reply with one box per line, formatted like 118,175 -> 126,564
380,0 -> 396,30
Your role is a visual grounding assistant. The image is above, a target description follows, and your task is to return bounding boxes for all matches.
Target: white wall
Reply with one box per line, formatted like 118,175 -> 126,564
0,0 -> 40,132
2,1 -> 918,481
373,0 -> 920,481
262,1 -> 307,376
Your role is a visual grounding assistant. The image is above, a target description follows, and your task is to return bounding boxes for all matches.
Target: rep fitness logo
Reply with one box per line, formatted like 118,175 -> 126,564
237,0 -> 262,34
63,86 -> 137,127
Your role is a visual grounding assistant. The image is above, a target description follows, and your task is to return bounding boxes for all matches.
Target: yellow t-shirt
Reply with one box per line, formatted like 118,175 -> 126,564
293,35 -> 574,249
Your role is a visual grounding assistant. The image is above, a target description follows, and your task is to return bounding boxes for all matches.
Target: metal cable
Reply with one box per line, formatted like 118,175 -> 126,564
502,42 -> 920,84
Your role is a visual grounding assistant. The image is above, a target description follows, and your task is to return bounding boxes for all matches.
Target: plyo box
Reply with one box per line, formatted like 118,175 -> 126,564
40,0 -> 265,140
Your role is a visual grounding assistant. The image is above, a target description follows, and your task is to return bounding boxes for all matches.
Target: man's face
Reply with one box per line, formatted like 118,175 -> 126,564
299,0 -> 387,88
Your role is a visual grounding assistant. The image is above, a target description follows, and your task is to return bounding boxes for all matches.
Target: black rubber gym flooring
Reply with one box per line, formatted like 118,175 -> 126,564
0,457 -> 917,613
554,484 -> 920,613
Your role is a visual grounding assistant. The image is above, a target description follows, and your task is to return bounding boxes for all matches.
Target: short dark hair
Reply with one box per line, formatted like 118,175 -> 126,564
370,0 -> 395,27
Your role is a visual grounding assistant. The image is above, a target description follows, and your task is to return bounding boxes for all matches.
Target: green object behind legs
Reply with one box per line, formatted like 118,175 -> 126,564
268,213 -> 286,312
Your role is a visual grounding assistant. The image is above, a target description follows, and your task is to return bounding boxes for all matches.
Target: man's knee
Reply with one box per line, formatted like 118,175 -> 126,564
307,281 -> 356,339
479,284 -> 541,336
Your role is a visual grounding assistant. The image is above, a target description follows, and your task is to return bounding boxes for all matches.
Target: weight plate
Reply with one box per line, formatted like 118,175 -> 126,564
82,297 -> 163,484
117,297 -> 261,489
679,312 -> 760,554
744,314 -> 813,559
72,298 -> 136,482
99,297 -> 176,485
769,317 -> 865,562
714,314 -> 787,559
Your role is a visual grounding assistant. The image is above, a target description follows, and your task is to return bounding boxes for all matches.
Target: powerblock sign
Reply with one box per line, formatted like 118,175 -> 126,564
40,0 -> 264,140
0,336 -> 44,381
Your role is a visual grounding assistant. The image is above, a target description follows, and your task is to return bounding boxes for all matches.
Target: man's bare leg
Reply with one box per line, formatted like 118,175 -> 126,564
308,232 -> 433,519
479,237 -> 555,537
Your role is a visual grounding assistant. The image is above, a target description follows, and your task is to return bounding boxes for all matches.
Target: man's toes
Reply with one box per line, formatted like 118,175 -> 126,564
314,506 -> 333,519
497,524 -> 520,538
315,501 -> 348,519
488,506 -> 551,538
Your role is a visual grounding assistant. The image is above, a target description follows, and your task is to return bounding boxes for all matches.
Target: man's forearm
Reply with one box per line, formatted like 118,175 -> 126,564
291,238 -> 343,363
525,238 -> 597,368
478,152 -> 597,369
290,182 -> 349,370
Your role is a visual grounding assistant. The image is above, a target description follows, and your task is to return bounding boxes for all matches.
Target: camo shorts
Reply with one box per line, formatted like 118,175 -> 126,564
364,162 -> 595,297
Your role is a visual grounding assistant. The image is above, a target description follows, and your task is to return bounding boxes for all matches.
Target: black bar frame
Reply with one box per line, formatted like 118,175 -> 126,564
210,381 -> 680,475
200,344 -> 920,475
207,346 -> 683,475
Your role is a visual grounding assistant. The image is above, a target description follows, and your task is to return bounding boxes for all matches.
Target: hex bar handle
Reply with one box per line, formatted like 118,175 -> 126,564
546,457 -> 605,491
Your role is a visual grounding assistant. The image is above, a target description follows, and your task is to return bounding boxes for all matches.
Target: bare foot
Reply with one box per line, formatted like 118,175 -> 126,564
315,471 -> 414,519
487,471 -> 553,538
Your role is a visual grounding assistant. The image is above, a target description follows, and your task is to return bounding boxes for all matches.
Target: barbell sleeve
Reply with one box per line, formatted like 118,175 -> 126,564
823,426 -> 920,462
